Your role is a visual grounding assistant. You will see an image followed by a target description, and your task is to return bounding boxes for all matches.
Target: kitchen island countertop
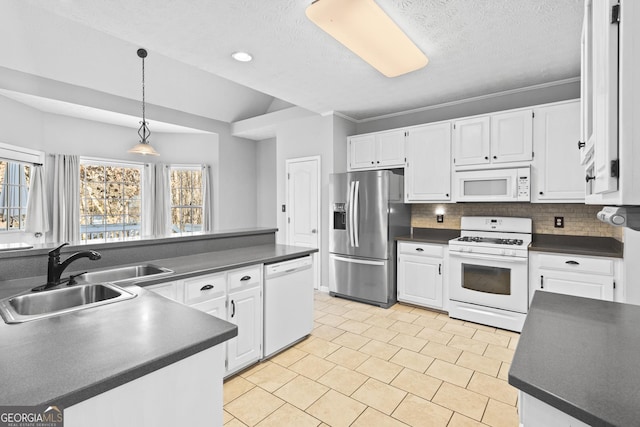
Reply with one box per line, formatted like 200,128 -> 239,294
0,243 -> 316,408
509,292 -> 640,426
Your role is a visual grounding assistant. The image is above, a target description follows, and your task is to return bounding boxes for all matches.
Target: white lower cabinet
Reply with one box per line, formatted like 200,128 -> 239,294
145,281 -> 181,302
227,285 -> 262,373
145,264 -> 263,376
519,391 -> 589,427
529,252 -> 621,302
397,242 -> 446,310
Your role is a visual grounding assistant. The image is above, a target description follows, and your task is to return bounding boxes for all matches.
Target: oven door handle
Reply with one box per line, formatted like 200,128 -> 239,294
449,251 -> 528,263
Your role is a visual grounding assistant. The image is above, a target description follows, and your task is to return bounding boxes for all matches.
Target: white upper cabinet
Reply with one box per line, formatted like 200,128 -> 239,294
348,134 -> 377,170
452,116 -> 490,166
348,130 -> 405,170
453,110 -> 533,169
405,122 -> 451,202
490,109 -> 533,164
531,101 -> 584,202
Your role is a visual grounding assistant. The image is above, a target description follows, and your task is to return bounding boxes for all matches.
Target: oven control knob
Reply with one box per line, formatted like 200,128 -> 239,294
500,249 -> 506,255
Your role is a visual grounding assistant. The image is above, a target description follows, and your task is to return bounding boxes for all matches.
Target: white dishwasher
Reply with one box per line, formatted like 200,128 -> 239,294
263,255 -> 314,358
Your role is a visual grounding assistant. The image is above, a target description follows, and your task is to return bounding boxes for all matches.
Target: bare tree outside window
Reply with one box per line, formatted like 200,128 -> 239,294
170,167 -> 203,233
80,163 -> 142,241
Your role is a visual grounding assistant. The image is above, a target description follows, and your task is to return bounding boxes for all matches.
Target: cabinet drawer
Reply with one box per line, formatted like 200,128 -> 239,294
537,253 -> 614,276
228,266 -> 261,291
399,242 -> 444,258
183,273 -> 226,305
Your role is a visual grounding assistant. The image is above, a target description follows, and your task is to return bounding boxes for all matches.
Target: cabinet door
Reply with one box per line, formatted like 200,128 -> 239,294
227,286 -> 262,373
190,294 -> 227,320
590,0 -> 619,195
490,109 -> 533,163
397,254 -> 443,309
375,130 -> 405,167
405,123 -> 451,202
145,281 -> 181,303
532,101 -> 584,202
349,134 -> 377,170
453,116 -> 490,166
535,271 -> 614,301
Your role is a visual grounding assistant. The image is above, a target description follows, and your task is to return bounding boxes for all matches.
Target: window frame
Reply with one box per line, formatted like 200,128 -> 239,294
0,142 -> 44,234
79,157 -> 144,242
169,165 -> 204,234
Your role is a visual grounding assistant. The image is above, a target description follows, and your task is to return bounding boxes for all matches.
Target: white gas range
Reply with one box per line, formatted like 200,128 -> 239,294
448,217 -> 532,332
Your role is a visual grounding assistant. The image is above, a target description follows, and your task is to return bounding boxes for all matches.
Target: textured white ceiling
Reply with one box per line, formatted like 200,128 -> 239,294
19,0 -> 584,122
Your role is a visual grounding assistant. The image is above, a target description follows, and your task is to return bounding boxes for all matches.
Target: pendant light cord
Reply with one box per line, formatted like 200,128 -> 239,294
141,54 -> 146,125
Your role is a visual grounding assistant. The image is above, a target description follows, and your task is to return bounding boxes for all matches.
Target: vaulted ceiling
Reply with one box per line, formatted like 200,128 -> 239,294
4,0 -> 583,125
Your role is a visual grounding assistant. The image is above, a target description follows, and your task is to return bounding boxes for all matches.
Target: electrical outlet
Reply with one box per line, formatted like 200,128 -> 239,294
436,214 -> 444,223
555,216 -> 564,228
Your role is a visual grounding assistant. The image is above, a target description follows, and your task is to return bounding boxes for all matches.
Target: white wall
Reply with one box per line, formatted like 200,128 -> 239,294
0,93 -> 258,243
256,138 -> 277,228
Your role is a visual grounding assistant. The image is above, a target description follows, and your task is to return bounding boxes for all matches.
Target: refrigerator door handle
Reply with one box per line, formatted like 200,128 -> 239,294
353,180 -> 360,247
347,180 -> 355,247
331,255 -> 385,266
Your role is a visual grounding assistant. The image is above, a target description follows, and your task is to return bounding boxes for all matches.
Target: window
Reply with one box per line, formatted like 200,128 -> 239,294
80,162 -> 142,241
0,161 -> 31,231
170,167 -> 203,233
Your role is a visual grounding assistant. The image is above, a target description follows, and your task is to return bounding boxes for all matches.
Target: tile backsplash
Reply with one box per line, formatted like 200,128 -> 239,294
411,203 -> 623,240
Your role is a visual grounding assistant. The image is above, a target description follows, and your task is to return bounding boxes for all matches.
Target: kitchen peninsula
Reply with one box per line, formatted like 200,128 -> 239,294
0,228 -> 317,427
509,292 -> 640,426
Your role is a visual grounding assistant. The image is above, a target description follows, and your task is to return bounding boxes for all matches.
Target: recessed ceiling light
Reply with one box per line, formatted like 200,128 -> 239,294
231,51 -> 253,62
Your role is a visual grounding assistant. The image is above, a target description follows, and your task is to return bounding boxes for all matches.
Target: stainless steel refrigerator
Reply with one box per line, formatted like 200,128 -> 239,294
329,170 -> 410,308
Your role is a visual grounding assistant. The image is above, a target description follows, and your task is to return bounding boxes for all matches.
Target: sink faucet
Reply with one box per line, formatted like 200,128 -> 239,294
45,243 -> 101,288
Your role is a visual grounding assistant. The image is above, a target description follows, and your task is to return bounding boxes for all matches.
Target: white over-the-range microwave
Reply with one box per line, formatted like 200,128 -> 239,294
453,167 -> 530,202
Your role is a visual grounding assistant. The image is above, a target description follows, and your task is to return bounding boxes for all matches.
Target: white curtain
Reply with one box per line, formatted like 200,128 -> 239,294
52,154 -> 80,243
25,164 -> 49,236
143,163 -> 170,237
202,164 -> 213,232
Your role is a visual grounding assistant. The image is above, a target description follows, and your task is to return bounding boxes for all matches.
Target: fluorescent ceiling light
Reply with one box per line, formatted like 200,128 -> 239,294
232,51 -> 253,62
305,0 -> 428,78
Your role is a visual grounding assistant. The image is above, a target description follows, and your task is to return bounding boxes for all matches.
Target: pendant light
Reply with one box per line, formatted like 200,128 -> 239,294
128,48 -> 160,156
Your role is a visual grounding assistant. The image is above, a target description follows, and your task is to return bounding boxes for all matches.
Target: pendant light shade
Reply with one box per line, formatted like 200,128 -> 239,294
305,0 -> 428,78
128,48 -> 160,156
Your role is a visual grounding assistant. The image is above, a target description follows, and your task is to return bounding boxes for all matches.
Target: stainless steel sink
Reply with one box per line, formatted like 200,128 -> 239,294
0,283 -> 137,324
71,264 -> 173,285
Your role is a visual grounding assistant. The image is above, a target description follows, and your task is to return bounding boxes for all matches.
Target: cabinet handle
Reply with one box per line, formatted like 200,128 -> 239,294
200,284 -> 214,291
416,248 -> 424,252
439,264 -> 442,275
445,193 -> 449,198
578,140 -> 586,149
493,155 -> 497,160
539,191 -> 544,195
376,161 -> 380,164
240,275 -> 251,281
586,175 -> 595,182
540,275 -> 544,289
484,156 -> 489,160
371,161 -> 374,164
231,300 -> 236,318
565,260 -> 580,265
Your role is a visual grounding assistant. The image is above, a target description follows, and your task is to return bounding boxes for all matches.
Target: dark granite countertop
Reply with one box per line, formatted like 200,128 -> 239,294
0,243 -> 316,408
530,234 -> 623,258
509,292 -> 640,426
396,228 -> 460,245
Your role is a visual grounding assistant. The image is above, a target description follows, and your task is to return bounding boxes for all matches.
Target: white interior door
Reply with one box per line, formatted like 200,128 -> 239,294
286,156 -> 320,288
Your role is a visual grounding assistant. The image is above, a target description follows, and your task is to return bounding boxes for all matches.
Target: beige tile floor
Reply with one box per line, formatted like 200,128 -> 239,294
223,291 -> 520,427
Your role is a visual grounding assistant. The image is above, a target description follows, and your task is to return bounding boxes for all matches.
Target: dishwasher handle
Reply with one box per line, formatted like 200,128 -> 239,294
265,256 -> 313,279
